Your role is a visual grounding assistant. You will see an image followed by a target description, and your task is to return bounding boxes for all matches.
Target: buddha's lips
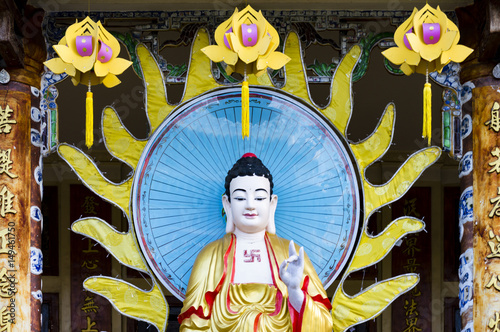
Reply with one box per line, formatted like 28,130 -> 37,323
244,213 -> 258,217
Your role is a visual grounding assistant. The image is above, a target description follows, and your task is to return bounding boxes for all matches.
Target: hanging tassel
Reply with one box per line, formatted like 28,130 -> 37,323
422,68 -> 432,145
242,80 -> 250,139
423,83 -> 432,145
86,87 -> 94,148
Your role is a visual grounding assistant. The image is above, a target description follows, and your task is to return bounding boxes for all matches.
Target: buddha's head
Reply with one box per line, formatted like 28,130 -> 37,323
223,153 -> 278,234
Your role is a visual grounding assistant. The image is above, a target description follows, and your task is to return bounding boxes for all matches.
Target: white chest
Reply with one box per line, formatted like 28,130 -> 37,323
233,237 -> 273,284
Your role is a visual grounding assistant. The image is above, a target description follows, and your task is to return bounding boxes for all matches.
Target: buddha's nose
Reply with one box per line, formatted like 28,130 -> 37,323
246,200 -> 256,209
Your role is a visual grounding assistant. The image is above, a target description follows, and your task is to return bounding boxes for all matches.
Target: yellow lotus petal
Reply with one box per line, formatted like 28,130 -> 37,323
65,17 -> 98,55
262,31 -> 279,57
96,57 -> 132,77
228,33 -> 255,63
71,75 -> 79,86
231,6 -> 267,42
421,30 -> 456,62
97,21 -> 121,62
254,10 -> 269,40
102,74 -> 121,88
201,45 -> 238,65
441,44 -> 473,64
446,19 -> 462,46
256,51 -> 290,70
233,7 -> 267,42
58,36 -> 67,46
94,60 -> 109,77
231,33 -> 272,65
224,32 -> 235,51
381,47 -> 420,66
52,45 -> 75,64
393,8 -> 417,49
400,63 -> 415,76
214,14 -> 234,48
74,56 -> 97,73
265,22 -> 280,49
413,4 -> 448,42
225,64 -> 235,75
109,57 -> 132,75
64,17 -> 99,72
256,33 -> 272,55
44,57 -> 76,76
406,31 -> 456,62
447,19 -> 459,33
56,40 -> 97,73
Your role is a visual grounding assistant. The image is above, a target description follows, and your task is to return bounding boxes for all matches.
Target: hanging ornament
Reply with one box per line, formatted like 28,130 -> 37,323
44,17 -> 132,148
382,4 -> 473,145
202,5 -> 290,139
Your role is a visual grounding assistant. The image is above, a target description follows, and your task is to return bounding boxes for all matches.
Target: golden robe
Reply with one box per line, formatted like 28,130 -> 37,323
178,233 -> 333,331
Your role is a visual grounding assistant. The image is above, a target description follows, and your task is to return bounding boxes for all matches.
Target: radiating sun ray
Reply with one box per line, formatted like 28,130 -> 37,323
72,217 -> 148,272
57,26 -> 441,332
102,107 -> 147,170
58,144 -> 133,216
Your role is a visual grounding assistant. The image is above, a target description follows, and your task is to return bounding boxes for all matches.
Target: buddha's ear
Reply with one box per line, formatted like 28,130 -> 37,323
266,194 -> 278,234
222,195 -> 234,233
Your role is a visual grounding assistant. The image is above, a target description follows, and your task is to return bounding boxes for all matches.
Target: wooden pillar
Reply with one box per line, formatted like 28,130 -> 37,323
0,3 -> 46,331
456,0 -> 500,330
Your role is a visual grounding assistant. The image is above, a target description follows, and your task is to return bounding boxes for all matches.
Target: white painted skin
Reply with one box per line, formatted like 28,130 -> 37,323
222,175 -> 305,312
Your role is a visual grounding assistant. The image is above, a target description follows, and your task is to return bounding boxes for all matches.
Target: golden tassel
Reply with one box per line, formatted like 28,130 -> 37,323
423,82 -> 432,145
86,90 -> 94,148
242,80 -> 250,139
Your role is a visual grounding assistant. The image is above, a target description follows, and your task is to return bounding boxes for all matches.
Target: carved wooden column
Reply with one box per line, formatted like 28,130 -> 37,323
0,2 -> 46,331
457,0 -> 500,331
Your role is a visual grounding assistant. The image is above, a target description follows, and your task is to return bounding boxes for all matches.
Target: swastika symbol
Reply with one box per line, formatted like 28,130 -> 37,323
243,249 -> 261,263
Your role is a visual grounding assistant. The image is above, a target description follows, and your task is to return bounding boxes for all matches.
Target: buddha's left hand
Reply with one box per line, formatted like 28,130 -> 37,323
279,240 -> 305,312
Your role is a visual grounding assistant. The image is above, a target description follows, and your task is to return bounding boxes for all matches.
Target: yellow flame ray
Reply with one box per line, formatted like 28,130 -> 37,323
84,276 -> 168,331
351,103 -> 395,171
349,217 -> 424,273
321,45 -> 361,136
363,147 -> 441,217
102,106 -> 147,171
137,44 -> 174,133
332,274 -> 419,331
58,144 -> 133,216
72,217 -> 148,272
282,32 -> 310,102
181,29 -> 222,103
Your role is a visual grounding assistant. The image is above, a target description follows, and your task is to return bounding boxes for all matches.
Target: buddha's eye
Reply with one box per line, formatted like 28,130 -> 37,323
255,197 -> 267,201
234,197 -> 246,201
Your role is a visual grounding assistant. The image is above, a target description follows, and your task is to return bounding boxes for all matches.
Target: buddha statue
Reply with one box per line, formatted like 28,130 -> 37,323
178,153 -> 333,331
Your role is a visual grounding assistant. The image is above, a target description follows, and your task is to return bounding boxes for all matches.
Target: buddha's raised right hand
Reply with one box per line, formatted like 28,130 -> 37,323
279,240 -> 305,312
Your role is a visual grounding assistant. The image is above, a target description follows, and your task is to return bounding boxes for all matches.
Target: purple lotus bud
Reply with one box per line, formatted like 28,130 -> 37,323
97,40 -> 113,63
422,23 -> 441,45
241,24 -> 258,47
76,36 -> 93,57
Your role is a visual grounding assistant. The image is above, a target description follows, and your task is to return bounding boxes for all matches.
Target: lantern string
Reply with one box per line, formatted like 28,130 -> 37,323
242,65 -> 250,139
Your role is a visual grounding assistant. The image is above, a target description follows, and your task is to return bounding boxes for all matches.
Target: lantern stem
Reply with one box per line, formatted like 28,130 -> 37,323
86,80 -> 94,148
242,66 -> 250,139
423,64 -> 432,145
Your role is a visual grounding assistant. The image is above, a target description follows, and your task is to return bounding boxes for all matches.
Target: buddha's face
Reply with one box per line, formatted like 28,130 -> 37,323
222,175 -> 277,234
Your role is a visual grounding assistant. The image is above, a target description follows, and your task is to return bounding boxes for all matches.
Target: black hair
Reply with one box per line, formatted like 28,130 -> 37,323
224,155 -> 273,201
